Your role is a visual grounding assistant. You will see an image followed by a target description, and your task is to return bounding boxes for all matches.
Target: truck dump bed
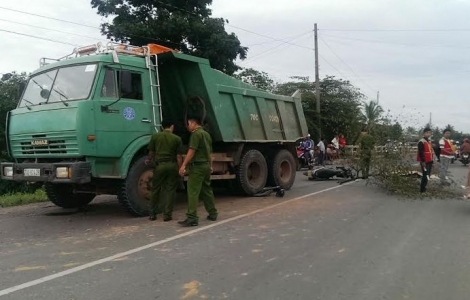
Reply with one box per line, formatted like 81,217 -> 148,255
158,52 -> 308,143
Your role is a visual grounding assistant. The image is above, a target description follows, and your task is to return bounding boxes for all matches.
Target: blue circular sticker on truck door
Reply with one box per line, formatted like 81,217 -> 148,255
123,107 -> 135,121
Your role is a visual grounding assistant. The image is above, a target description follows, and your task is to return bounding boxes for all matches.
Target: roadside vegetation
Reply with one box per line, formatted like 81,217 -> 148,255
368,150 -> 464,199
0,189 -> 48,208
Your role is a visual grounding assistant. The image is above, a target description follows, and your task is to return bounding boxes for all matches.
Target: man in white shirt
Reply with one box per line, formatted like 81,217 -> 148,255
317,137 -> 326,166
331,135 -> 339,150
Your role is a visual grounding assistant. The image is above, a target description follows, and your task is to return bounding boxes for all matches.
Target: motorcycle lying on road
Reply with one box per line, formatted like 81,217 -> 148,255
303,166 -> 358,184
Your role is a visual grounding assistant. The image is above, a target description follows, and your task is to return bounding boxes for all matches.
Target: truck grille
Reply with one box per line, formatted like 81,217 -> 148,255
10,132 -> 79,157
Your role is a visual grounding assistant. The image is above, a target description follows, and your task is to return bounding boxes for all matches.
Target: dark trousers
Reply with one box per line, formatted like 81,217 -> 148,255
420,162 -> 433,193
186,164 -> 217,222
318,151 -> 325,165
150,162 -> 179,217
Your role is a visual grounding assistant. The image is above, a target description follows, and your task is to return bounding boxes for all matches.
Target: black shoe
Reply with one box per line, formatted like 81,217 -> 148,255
149,215 -> 157,221
178,219 -> 198,227
207,215 -> 217,221
163,216 -> 172,222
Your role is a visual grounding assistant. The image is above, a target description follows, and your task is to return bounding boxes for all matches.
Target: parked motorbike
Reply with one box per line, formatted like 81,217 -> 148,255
452,149 -> 459,164
297,146 -> 313,170
460,152 -> 469,166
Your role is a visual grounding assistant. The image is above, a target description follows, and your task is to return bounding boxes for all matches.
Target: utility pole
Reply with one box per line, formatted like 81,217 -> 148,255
377,91 -> 380,103
314,23 -> 321,139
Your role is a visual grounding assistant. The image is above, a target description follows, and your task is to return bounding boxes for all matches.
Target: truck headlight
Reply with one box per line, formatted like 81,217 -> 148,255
3,166 -> 13,177
56,167 -> 71,179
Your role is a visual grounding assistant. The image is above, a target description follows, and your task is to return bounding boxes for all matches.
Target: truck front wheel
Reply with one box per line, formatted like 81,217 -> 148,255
118,156 -> 152,217
236,149 -> 268,196
45,183 -> 95,209
269,149 -> 296,190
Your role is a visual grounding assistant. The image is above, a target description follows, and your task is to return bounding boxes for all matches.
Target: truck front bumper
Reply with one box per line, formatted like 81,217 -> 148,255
1,162 -> 91,184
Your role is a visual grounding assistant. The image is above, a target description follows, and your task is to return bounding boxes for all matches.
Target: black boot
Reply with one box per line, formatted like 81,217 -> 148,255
178,219 -> 198,227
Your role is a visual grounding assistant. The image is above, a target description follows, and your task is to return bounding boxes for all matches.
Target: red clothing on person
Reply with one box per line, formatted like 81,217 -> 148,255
417,138 -> 434,163
339,137 -> 346,148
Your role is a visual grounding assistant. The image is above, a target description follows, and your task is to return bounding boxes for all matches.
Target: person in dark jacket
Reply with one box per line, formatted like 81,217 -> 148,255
417,127 -> 434,193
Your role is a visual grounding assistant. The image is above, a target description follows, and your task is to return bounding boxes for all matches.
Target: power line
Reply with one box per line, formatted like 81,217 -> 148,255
226,24 -> 315,51
321,33 -> 470,49
319,36 -> 377,95
0,6 -> 185,48
0,28 -> 77,46
243,30 -> 313,62
0,4 -> 315,54
321,28 -> 470,32
245,31 -> 314,47
0,6 -> 98,29
318,54 -> 374,99
0,18 -> 103,41
153,1 -> 314,51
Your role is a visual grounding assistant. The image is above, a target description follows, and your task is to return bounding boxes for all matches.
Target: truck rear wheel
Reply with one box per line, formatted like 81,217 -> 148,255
237,149 -> 268,196
118,156 -> 152,216
269,149 -> 296,190
45,183 -> 95,209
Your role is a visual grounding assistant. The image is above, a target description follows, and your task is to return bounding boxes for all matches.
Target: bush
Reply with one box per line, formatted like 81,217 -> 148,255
0,189 -> 48,207
368,150 -> 463,199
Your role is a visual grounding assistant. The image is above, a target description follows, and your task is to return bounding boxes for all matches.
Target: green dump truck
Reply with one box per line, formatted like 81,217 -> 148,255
1,43 -> 308,216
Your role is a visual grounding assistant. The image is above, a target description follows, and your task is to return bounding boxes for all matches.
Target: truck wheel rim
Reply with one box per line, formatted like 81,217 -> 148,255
248,162 -> 262,186
138,170 -> 153,200
279,161 -> 292,183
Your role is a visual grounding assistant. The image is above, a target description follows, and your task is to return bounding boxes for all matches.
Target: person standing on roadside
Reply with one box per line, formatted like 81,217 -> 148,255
439,129 -> 453,184
358,129 -> 375,179
417,127 -> 434,193
465,166 -> 470,199
146,120 -> 184,221
317,137 -> 326,166
178,117 -> 218,227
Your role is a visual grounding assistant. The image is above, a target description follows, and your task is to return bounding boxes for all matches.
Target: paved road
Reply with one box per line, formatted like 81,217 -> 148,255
0,165 -> 469,299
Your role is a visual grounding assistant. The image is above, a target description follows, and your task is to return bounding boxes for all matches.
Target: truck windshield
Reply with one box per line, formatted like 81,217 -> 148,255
19,64 -> 97,107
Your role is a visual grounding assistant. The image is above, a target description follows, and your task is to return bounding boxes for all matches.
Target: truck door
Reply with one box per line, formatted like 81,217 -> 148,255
93,66 -> 153,157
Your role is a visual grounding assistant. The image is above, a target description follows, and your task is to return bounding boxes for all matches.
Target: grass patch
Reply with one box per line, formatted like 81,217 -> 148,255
0,189 -> 48,207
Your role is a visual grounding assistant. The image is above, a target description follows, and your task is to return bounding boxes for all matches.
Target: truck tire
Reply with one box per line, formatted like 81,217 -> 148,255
269,149 -> 296,190
45,183 -> 95,209
237,149 -> 268,196
118,156 -> 152,216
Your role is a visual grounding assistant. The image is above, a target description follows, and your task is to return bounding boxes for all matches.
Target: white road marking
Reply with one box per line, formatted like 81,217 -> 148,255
0,183 -> 353,297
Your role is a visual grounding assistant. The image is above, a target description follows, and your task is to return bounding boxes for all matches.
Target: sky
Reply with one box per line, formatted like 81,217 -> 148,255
0,0 -> 469,132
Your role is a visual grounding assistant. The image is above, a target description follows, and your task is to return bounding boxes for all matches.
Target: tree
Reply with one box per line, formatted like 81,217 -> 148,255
373,121 -> 403,145
275,76 -> 364,143
91,0 -> 247,75
0,72 -> 27,155
0,72 -> 41,195
234,68 -> 276,92
361,100 -> 384,132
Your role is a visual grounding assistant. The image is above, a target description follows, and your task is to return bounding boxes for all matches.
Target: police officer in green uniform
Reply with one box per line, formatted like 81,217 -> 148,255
178,117 -> 218,227
358,129 -> 375,179
146,120 -> 183,221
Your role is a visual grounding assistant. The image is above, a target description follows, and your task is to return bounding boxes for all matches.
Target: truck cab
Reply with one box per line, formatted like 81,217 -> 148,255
2,43 -> 165,211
